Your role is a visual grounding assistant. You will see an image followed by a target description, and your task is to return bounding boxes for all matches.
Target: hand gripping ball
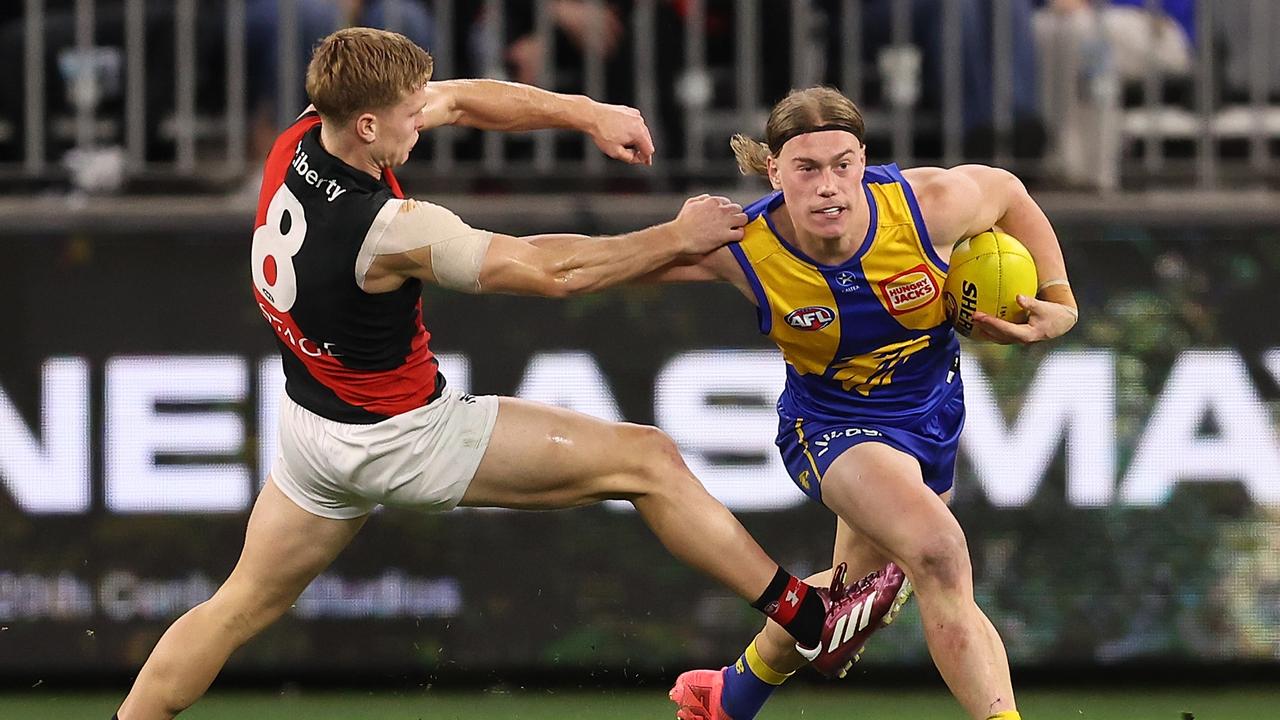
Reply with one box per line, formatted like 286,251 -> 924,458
942,230 -> 1038,337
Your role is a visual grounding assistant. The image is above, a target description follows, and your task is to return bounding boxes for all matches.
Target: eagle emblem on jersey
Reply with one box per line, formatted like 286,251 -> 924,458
831,335 -> 932,396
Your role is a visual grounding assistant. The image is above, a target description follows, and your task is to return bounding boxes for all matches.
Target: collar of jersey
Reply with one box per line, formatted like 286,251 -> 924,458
301,125 -> 398,194
760,183 -> 878,271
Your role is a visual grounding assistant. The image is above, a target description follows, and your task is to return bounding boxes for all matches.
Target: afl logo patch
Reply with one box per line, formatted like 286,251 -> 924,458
784,306 -> 836,331
879,264 -> 939,315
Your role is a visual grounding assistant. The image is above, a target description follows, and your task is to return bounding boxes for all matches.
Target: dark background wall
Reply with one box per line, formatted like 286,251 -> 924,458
1,215 -> 1278,682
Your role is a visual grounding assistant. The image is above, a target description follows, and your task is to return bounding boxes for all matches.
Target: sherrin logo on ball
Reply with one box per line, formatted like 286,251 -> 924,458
942,230 -> 1038,338
785,305 -> 836,331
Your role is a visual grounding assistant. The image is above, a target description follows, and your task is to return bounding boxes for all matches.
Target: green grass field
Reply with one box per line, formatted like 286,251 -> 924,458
3,687 -> 1275,719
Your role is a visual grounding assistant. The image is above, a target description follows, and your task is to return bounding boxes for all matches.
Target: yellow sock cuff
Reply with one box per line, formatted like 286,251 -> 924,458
743,640 -> 793,686
987,711 -> 1021,720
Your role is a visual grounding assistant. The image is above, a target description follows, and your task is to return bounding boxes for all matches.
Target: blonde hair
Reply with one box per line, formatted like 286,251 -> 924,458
306,27 -> 434,124
731,87 -> 866,176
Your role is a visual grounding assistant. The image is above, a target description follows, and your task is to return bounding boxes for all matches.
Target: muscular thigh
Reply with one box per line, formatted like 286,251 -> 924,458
224,479 -> 367,605
830,485 -> 953,575
820,441 -> 963,568
459,397 -> 669,510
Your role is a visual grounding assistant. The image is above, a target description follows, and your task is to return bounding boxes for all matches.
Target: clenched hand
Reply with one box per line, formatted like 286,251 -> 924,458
672,195 -> 749,254
588,102 -> 656,165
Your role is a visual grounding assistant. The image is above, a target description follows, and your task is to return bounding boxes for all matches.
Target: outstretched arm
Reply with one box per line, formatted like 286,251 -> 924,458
365,195 -> 747,297
419,79 -> 655,164
631,245 -> 759,302
912,164 -> 1078,344
479,195 -> 747,295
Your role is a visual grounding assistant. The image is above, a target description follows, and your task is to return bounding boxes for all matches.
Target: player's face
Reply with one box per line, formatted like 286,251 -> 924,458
769,131 -> 866,242
372,84 -> 431,168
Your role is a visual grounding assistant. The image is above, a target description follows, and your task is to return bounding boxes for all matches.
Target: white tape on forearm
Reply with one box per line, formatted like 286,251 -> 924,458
1038,278 -> 1071,292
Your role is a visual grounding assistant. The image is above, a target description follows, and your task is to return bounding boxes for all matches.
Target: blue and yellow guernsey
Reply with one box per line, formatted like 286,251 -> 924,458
728,164 -> 960,427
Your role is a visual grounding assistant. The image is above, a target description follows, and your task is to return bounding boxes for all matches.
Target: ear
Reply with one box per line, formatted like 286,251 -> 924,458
766,154 -> 782,190
354,112 -> 378,144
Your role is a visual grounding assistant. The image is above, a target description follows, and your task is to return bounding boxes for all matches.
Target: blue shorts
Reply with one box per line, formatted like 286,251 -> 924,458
776,393 -> 965,504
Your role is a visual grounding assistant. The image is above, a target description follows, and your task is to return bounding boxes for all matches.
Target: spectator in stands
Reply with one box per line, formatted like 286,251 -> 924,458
822,0 -> 1045,159
1032,0 -> 1193,187
494,1 -> 626,90
452,1 -> 636,166
0,0 -> 437,179
0,1 -> 229,169
1213,0 -> 1280,104
650,0 -> 796,164
245,0 -> 435,161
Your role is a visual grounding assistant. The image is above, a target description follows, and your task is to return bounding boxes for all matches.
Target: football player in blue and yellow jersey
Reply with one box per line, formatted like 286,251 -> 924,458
662,87 -> 1078,720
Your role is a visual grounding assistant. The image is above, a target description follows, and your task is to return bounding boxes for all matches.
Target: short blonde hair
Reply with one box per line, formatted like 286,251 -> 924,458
305,27 -> 434,124
731,87 -> 866,176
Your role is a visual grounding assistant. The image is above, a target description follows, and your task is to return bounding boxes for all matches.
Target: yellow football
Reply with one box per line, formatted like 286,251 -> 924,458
942,230 -> 1038,338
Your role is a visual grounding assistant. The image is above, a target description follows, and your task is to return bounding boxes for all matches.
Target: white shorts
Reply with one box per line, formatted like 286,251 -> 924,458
271,387 -> 500,519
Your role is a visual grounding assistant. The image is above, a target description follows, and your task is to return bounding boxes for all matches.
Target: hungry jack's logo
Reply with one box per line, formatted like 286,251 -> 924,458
879,264 -> 938,315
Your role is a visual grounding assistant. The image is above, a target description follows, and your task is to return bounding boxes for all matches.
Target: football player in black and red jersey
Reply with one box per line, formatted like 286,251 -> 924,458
113,28 -> 874,720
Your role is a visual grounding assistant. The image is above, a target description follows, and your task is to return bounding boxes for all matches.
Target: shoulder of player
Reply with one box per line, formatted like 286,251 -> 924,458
373,196 -> 489,264
699,244 -> 745,280
900,165 -> 980,203
900,165 -> 987,243
382,196 -> 476,233
701,245 -> 757,299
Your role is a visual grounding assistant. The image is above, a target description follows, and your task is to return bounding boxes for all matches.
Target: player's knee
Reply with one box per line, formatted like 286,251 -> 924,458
617,424 -> 691,493
640,428 -> 692,483
905,530 -> 971,594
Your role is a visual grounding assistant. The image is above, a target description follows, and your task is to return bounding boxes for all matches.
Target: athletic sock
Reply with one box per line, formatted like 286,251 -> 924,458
987,711 -> 1021,720
750,567 -> 824,649
720,639 -> 792,720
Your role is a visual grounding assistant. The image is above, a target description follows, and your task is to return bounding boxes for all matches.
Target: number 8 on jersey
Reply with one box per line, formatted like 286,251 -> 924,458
252,183 -> 308,313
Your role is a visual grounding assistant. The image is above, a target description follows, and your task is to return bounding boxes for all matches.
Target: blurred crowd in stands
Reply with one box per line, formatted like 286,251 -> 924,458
0,1 -> 1276,190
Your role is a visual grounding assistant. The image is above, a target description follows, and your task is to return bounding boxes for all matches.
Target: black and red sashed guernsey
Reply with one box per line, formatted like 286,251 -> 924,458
251,112 -> 444,424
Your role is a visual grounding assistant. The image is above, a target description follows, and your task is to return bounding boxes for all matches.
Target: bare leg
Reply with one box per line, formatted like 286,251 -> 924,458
116,480 -> 366,720
820,443 -> 1015,720
460,398 -> 779,601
